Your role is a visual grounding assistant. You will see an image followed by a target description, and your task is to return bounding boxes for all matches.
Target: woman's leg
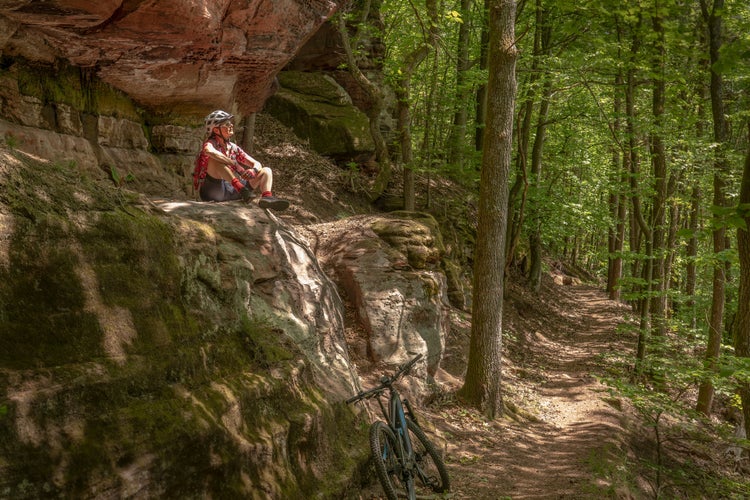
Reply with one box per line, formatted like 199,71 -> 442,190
248,167 -> 273,195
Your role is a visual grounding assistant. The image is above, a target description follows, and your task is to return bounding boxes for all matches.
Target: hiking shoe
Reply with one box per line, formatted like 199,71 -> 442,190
258,195 -> 289,211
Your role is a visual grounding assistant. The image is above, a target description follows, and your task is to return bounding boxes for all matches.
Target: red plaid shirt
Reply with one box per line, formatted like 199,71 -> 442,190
192,137 -> 252,190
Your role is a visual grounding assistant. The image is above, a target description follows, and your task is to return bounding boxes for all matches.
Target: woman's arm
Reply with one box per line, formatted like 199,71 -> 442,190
203,141 -> 237,168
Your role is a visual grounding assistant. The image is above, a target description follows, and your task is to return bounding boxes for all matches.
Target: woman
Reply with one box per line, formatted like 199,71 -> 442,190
193,110 -> 289,211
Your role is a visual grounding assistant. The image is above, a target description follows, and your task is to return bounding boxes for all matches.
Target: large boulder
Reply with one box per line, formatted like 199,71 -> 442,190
0,143 -> 453,497
263,71 -> 374,161
308,213 -> 451,375
0,148 -> 365,497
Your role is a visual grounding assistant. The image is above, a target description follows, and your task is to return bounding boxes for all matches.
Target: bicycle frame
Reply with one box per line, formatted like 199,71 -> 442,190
346,353 -> 450,500
368,370 -> 419,496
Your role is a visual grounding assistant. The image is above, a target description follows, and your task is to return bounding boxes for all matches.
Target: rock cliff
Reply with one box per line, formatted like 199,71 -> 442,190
0,0 -> 343,115
0,138 -> 453,496
0,2 -> 458,496
0,148 -> 365,497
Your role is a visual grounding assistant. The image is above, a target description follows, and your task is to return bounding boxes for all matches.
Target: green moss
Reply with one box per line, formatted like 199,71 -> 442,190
0,145 -> 366,498
145,108 -> 205,127
81,209 -> 180,307
0,215 -> 105,368
0,148 -> 119,218
371,213 -> 444,269
9,58 -> 140,120
265,73 -> 374,156
237,315 -> 297,367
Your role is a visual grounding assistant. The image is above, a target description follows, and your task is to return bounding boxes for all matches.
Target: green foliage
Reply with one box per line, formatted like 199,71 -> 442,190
3,133 -> 17,150
601,320 -> 750,497
109,165 -> 136,187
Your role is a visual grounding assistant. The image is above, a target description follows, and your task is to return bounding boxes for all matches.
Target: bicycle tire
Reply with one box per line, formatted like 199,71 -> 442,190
406,418 -> 450,494
369,421 -> 409,500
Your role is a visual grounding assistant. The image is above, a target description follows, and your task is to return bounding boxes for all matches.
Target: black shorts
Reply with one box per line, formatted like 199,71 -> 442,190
199,175 -> 246,202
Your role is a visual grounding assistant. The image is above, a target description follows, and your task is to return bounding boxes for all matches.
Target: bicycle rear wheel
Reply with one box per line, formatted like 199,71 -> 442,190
369,420 -> 409,500
406,418 -> 450,494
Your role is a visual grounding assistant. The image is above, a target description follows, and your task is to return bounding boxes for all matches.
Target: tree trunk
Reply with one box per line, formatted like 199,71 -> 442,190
527,77 -> 552,292
607,72 -> 626,301
336,6 -> 392,202
504,0 -> 547,266
448,0 -> 472,168
397,0 -> 438,211
685,185 -> 701,330
458,0 -> 517,420
527,0 -> 552,293
663,191 -> 680,318
474,0 -> 490,152
649,8 -> 668,338
623,19 -> 653,367
735,123 -> 750,443
239,113 -> 256,154
697,0 -> 730,416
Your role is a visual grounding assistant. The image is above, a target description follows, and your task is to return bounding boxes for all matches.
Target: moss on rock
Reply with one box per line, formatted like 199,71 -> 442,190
0,147 -> 365,498
371,212 -> 444,269
264,71 -> 374,157
9,58 -> 141,121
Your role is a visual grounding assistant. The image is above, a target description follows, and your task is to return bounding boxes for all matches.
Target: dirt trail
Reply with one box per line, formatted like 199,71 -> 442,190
431,282 -> 635,499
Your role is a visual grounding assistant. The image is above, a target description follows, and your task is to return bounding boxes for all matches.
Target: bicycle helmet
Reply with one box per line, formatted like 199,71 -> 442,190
204,110 -> 233,133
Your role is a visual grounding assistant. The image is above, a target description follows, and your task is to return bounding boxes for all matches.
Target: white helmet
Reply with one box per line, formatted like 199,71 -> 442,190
204,110 -> 233,133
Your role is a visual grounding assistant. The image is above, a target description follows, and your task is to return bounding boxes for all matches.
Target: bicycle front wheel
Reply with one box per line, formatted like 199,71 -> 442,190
369,420 -> 409,500
406,418 -> 450,494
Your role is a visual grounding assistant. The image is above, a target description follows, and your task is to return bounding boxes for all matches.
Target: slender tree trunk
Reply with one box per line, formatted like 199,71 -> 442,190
458,0 -> 517,420
527,0 -> 552,293
649,8 -> 668,338
505,61 -> 535,274
697,0 -> 730,416
420,48 -> 440,210
239,113 -> 256,154
685,185 -> 701,330
474,0 -> 490,152
448,0 -> 472,168
505,140 -> 528,273
336,6 -> 391,201
663,188 -> 680,318
636,239 -> 653,371
528,77 -> 552,292
607,72 -> 626,301
735,123 -> 750,442
398,0 -> 439,211
624,21 -> 653,369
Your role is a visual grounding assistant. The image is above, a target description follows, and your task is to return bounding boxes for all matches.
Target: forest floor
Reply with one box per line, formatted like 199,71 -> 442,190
344,271 -> 642,500
431,276 -> 639,499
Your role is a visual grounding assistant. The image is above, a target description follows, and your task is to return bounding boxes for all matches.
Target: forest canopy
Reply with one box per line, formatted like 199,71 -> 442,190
339,0 -> 750,440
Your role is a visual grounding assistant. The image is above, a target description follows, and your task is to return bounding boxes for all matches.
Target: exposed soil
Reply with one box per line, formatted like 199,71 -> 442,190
430,277 -> 638,499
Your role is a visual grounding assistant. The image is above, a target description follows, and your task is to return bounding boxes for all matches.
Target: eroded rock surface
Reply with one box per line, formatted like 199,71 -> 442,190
0,0 -> 343,114
0,148 -> 366,497
306,213 -> 451,373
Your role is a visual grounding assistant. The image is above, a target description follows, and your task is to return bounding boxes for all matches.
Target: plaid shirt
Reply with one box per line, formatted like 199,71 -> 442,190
192,137 -> 251,190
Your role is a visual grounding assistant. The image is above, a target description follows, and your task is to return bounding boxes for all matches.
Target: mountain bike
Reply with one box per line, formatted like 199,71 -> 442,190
346,354 -> 450,500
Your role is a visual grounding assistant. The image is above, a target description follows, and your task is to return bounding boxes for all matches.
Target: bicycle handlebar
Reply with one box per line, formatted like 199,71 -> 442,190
346,353 -> 423,405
